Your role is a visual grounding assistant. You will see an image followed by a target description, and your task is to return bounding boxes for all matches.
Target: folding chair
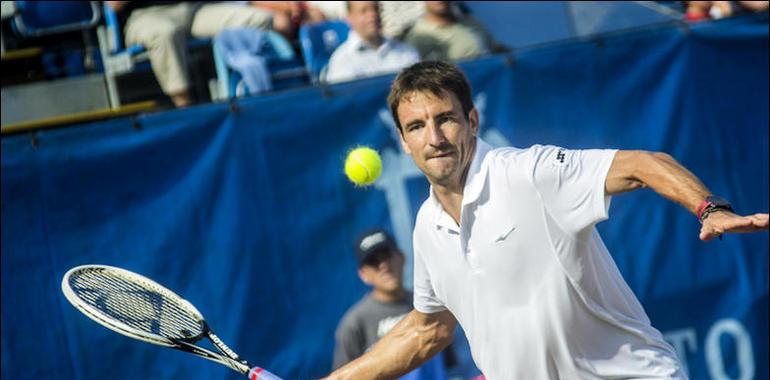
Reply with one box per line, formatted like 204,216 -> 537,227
212,29 -> 308,99
12,0 -> 100,37
298,21 -> 349,83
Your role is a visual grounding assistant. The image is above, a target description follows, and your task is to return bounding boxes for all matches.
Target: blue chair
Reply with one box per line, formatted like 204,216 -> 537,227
12,1 -> 100,37
298,21 -> 349,83
212,29 -> 308,99
9,1 -> 101,78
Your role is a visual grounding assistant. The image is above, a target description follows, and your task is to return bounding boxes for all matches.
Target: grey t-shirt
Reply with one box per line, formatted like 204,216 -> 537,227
332,292 -> 413,369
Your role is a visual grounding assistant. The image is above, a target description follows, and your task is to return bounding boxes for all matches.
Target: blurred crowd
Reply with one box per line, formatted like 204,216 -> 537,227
55,1 -> 770,108
684,0 -> 768,21
106,0 -> 769,108
106,0 -> 505,107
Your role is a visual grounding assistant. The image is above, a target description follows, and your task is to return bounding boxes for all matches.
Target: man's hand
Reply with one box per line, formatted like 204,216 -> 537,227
699,211 -> 769,241
322,310 -> 456,380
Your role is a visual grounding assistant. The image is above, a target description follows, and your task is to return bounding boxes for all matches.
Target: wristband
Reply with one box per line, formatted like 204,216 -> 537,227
697,195 -> 733,223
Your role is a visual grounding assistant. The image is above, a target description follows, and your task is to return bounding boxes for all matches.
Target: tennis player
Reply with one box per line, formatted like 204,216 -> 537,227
324,61 -> 768,379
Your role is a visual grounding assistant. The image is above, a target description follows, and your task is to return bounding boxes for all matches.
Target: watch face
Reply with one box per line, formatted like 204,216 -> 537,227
706,195 -> 731,208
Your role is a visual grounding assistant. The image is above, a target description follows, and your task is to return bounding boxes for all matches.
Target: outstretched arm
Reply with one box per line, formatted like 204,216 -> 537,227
323,309 -> 457,380
605,150 -> 768,241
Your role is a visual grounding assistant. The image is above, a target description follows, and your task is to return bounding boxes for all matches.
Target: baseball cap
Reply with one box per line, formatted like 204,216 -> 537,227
355,228 -> 398,267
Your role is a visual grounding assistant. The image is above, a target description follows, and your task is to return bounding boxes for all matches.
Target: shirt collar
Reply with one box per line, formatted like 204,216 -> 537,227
428,137 -> 493,231
463,137 -> 492,206
348,31 -> 393,54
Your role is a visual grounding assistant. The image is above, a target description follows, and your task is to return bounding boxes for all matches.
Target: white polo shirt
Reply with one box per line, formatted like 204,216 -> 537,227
412,139 -> 684,379
325,31 -> 419,84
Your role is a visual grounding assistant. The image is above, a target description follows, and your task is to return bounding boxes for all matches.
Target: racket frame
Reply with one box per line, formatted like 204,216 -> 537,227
61,264 -> 252,374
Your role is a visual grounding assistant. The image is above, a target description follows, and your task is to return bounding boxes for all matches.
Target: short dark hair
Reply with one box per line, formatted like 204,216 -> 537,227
346,1 -> 378,12
387,61 -> 474,132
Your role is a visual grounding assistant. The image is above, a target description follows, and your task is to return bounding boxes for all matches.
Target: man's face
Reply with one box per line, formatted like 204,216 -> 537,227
347,1 -> 381,42
424,1 -> 452,17
358,249 -> 404,293
397,90 -> 479,187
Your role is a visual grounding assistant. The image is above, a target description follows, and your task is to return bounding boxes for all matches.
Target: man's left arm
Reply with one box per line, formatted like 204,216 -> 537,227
605,150 -> 768,241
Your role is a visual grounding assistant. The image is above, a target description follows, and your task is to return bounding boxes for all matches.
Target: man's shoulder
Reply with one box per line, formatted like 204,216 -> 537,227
486,144 -> 562,164
406,18 -> 439,35
345,294 -> 376,315
482,144 -> 567,182
337,295 -> 374,329
385,37 -> 419,59
328,38 -> 356,62
458,15 -> 491,33
414,196 -> 436,230
485,145 -> 534,166
326,38 -> 359,81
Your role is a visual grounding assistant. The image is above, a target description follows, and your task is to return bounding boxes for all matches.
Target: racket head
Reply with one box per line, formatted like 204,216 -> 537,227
61,265 -> 206,347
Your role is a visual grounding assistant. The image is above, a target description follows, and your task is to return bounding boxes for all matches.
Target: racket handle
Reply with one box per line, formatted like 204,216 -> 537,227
248,366 -> 283,380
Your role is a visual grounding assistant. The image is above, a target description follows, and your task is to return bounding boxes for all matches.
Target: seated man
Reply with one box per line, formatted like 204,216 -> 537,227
333,229 -> 453,379
107,1 -> 274,107
325,1 -> 419,84
404,1 -> 499,61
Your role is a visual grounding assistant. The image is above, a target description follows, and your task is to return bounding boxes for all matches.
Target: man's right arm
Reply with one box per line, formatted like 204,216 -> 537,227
323,309 -> 457,380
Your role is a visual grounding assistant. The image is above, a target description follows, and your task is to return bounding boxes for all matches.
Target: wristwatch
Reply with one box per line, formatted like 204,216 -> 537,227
697,195 -> 733,223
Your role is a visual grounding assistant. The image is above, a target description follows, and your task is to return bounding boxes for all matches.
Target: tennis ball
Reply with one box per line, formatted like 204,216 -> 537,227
345,147 -> 382,186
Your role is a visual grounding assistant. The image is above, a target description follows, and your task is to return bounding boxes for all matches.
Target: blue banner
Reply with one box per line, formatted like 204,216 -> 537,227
2,14 -> 768,380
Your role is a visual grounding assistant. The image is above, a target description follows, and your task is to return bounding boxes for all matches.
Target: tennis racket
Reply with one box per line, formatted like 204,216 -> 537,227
61,264 -> 282,380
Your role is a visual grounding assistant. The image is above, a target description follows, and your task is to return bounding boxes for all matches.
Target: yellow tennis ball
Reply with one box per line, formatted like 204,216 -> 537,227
345,147 -> 382,186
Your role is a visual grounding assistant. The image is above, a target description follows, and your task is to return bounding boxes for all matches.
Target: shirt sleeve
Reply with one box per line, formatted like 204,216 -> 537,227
324,50 -> 350,84
332,315 -> 365,369
412,238 -> 447,314
527,145 -> 618,236
403,44 -> 421,65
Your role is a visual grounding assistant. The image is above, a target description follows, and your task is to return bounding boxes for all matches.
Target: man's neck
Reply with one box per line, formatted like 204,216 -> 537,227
359,33 -> 385,49
371,288 -> 405,303
424,12 -> 455,26
432,141 -> 476,226
433,184 -> 465,226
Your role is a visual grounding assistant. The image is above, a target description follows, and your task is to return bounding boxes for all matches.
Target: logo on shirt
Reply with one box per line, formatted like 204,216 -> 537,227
377,314 -> 408,337
556,149 -> 566,163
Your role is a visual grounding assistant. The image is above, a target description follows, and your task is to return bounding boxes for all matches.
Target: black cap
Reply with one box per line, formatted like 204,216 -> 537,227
355,229 -> 398,266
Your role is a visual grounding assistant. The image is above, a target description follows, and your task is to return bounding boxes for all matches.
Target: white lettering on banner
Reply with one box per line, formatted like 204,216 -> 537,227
375,93 -> 507,289
705,318 -> 755,380
664,328 -> 698,377
663,318 -> 755,380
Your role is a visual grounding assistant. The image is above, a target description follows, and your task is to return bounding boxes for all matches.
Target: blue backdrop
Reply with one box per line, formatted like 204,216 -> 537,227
2,14 -> 768,380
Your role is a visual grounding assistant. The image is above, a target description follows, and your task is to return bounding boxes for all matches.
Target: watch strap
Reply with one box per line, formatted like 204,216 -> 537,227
697,196 -> 733,223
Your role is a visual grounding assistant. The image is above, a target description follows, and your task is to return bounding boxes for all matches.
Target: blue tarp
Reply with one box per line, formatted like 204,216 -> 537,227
2,13 -> 768,380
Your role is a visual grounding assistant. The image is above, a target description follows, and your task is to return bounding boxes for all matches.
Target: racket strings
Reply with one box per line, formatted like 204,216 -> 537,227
68,268 -> 203,340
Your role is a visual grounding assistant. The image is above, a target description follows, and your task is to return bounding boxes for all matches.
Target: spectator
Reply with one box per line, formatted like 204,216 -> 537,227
333,229 -> 453,378
380,1 -> 426,39
305,2 -> 425,40
325,1 -> 419,84
107,1 -> 274,107
307,1 -> 348,21
251,1 -> 327,40
685,1 -> 769,21
404,1 -> 499,61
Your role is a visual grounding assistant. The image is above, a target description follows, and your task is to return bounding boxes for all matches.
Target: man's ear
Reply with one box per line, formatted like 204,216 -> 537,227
358,268 -> 373,286
469,108 -> 480,136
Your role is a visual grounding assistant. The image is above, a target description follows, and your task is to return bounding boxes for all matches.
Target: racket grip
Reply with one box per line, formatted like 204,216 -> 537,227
248,366 -> 283,380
